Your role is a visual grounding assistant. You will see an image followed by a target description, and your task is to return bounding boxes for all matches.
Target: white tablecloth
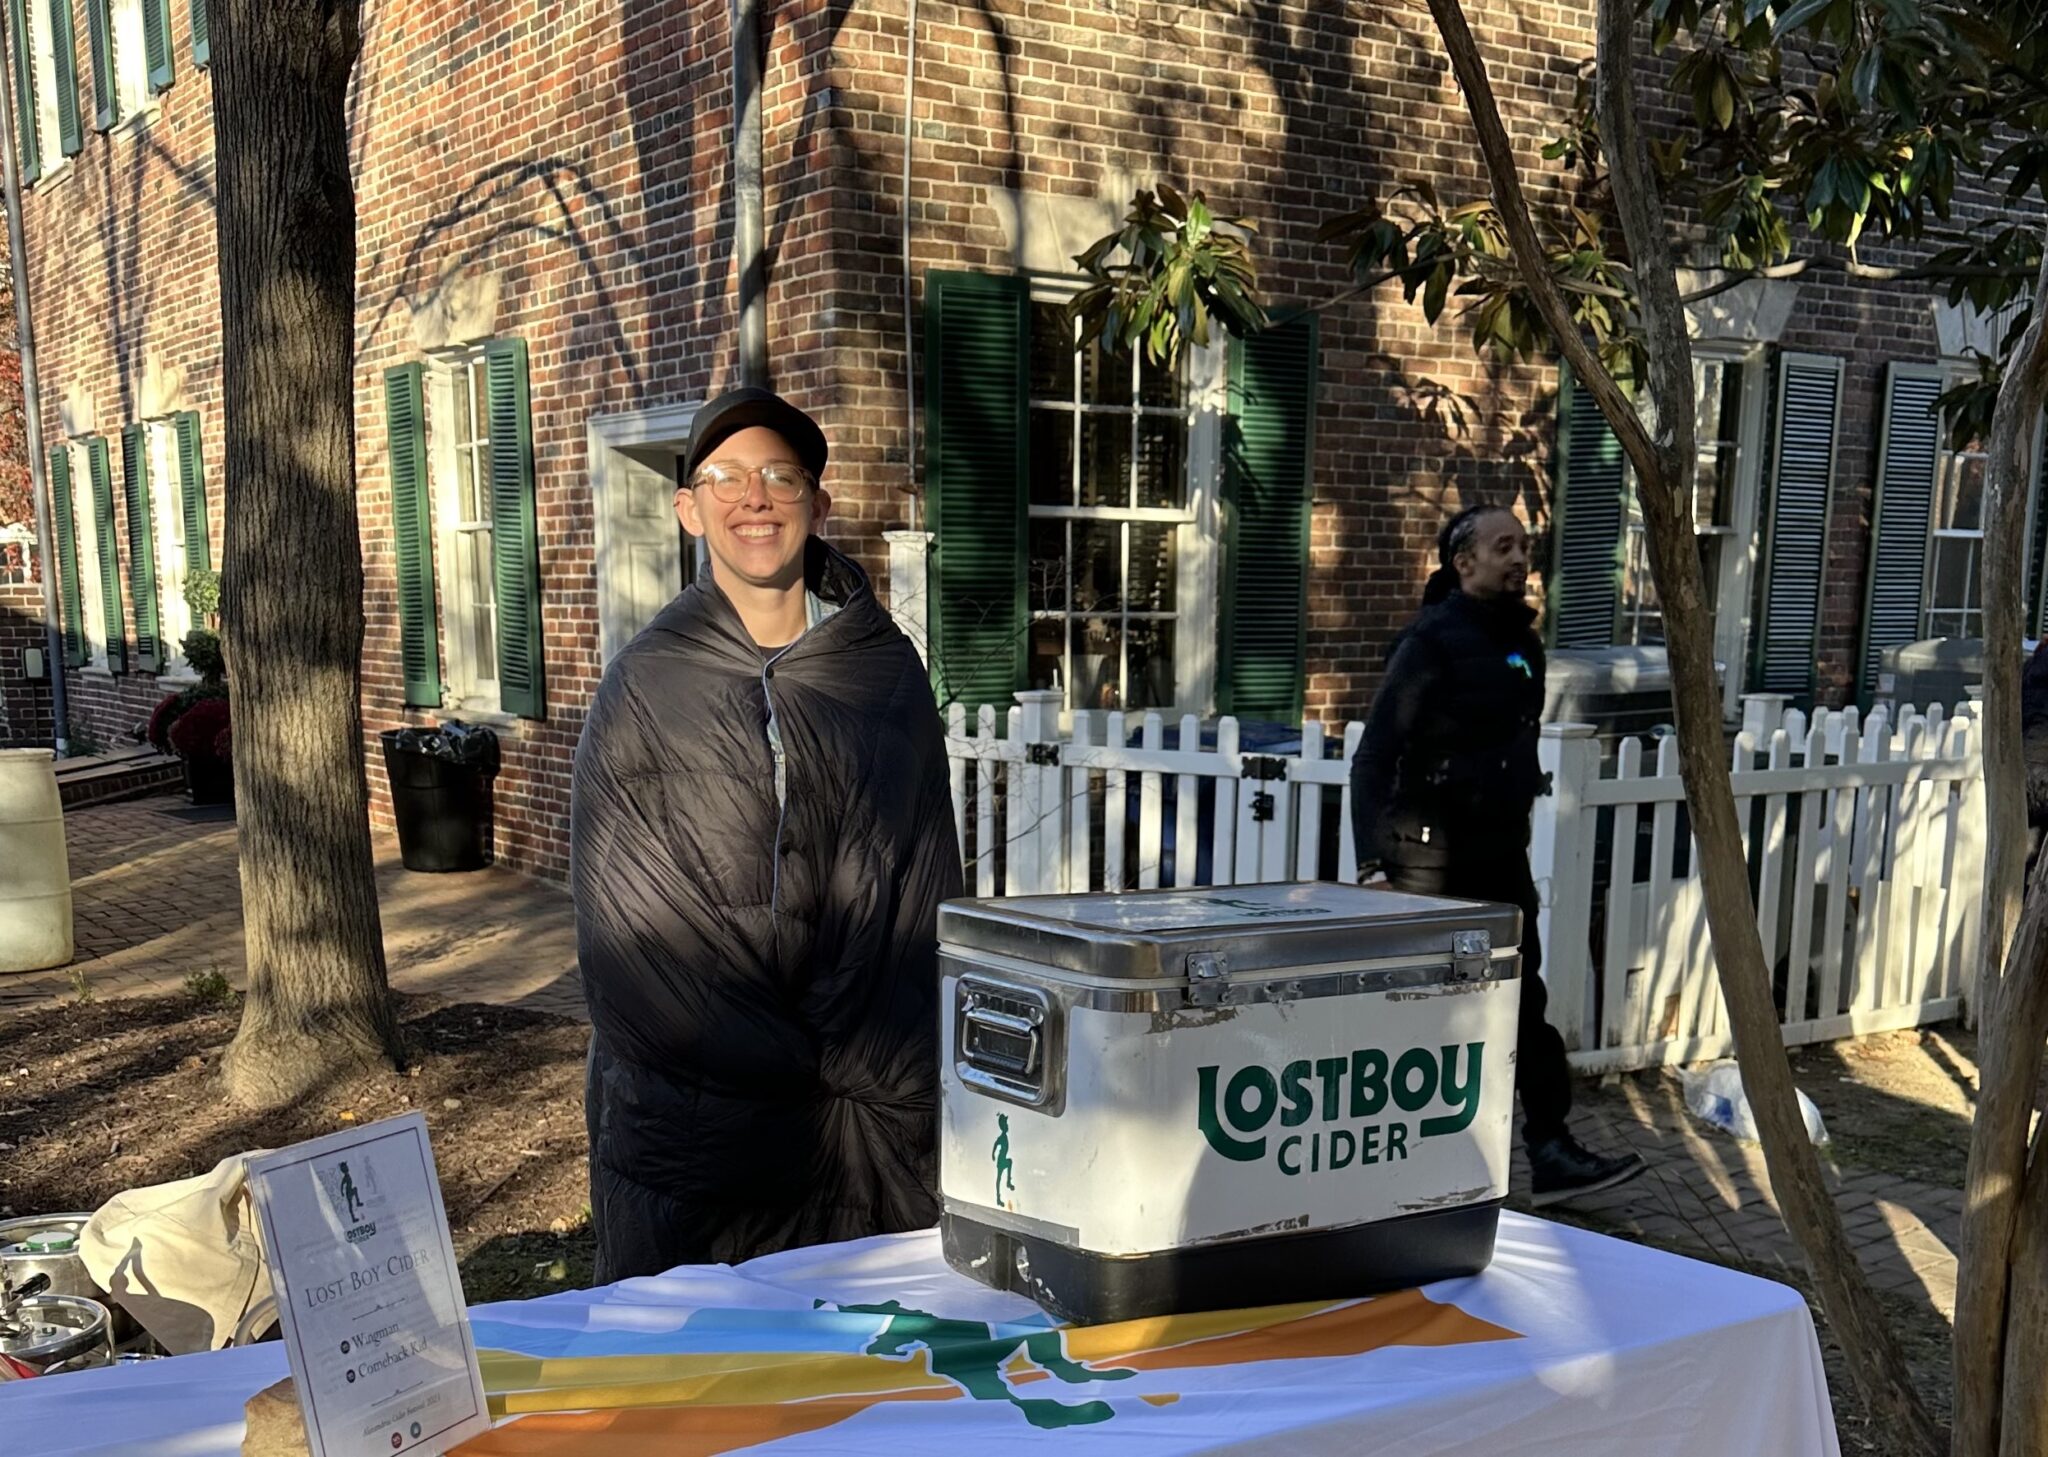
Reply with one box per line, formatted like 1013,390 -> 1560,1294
4,1212 -> 1838,1456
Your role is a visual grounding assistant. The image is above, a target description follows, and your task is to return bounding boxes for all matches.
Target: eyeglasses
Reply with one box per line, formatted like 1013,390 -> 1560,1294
688,460 -> 817,503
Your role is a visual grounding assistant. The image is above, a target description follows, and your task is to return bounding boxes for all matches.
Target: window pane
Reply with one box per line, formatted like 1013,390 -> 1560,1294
1135,414 -> 1186,510
1127,620 -> 1175,709
1079,413 -> 1132,509
468,529 -> 497,680
1027,519 -> 1068,613
1695,444 -> 1737,528
1028,617 -> 1066,693
1929,537 -> 1972,615
1138,349 -> 1178,408
1127,522 -> 1177,613
1080,333 -> 1133,409
1946,452 -> 1986,532
1029,409 -> 1075,507
1029,303 -> 1073,401
1072,520 -> 1122,613
1074,617 -> 1124,710
451,367 -> 475,448
1697,534 -> 1723,644
1692,359 -> 1724,440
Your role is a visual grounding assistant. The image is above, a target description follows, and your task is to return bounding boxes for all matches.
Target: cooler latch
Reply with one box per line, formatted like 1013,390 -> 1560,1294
1187,951 -> 1229,1007
1450,930 -> 1492,982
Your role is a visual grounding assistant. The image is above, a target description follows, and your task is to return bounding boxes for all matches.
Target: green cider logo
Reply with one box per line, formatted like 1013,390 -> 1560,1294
1197,1042 -> 1485,1177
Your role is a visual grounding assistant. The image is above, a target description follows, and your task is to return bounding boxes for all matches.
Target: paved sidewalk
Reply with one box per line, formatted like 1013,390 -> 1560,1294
8,793 -> 1960,1327
1509,1073 -> 1961,1321
2,792 -> 584,1021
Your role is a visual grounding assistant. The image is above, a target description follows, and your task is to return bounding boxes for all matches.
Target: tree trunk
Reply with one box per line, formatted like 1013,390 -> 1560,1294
1998,1119 -> 2048,1454
1953,237 -> 2048,1457
214,0 -> 401,1106
1423,0 -> 1944,1441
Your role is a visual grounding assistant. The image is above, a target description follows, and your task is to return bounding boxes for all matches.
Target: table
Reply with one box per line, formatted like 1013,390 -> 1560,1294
5,1212 -> 1839,1456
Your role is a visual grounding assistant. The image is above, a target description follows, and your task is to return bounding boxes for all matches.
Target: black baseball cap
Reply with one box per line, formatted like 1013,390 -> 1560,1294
681,386 -> 829,483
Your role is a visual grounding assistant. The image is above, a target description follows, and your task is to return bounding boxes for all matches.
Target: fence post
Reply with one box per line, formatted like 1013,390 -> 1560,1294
1014,690 -> 1063,895
1740,693 -> 1789,745
1532,723 -> 1600,1051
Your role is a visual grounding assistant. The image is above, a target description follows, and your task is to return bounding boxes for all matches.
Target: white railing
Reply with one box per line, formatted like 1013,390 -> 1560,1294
944,689 -> 1985,1073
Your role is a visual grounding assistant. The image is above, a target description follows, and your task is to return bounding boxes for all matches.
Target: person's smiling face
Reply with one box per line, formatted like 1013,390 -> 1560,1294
676,426 -> 832,592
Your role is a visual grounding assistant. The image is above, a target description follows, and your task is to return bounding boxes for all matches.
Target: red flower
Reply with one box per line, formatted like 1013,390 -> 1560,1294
168,697 -> 232,762
147,693 -> 186,753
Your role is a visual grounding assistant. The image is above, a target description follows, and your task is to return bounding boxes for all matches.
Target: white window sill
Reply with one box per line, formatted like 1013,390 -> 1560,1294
441,705 -> 522,733
109,104 -> 161,140
80,663 -> 113,678
31,156 -> 73,190
155,669 -> 200,689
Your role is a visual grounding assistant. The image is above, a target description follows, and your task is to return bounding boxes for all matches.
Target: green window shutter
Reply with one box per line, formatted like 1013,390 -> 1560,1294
47,0 -> 80,155
1859,362 -> 1945,698
483,338 -> 545,719
85,0 -> 111,128
8,0 -> 38,183
1750,352 -> 1844,699
1549,368 -> 1626,648
86,436 -> 126,672
188,0 -> 205,65
384,364 -> 440,709
49,447 -> 84,666
142,0 -> 171,91
121,422 -> 160,672
1220,311 -> 1317,722
923,269 -> 1027,711
174,409 -> 209,571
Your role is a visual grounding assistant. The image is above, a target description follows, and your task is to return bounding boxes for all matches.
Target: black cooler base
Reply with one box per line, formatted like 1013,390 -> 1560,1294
941,1200 -> 1503,1325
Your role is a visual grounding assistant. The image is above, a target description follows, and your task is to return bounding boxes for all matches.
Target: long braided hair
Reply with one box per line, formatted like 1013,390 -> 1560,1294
1421,503 -> 1508,607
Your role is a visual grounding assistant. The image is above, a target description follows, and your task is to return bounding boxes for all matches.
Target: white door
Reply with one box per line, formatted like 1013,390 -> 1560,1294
597,448 -> 686,666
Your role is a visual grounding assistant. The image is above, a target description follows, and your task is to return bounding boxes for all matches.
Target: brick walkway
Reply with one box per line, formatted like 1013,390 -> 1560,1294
7,793 -> 1960,1327
2,791 -> 584,1021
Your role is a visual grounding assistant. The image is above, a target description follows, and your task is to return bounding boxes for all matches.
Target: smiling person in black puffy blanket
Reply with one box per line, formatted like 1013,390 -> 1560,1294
570,386 -> 962,1281
1350,503 -> 1645,1208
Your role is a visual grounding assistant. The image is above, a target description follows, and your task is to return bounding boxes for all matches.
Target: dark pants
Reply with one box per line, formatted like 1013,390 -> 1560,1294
1386,853 -> 1573,1145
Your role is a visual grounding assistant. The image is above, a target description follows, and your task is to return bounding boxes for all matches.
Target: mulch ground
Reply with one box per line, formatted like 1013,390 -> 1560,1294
0,988 -> 594,1304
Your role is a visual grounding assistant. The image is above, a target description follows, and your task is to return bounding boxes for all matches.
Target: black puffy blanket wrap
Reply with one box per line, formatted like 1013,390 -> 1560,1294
570,539 -> 962,1281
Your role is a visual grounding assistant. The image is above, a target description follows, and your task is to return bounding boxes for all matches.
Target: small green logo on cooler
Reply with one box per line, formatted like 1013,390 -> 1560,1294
1197,1043 -> 1485,1176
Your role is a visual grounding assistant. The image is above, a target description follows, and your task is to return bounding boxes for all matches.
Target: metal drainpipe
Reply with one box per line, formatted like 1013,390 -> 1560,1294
733,0 -> 768,388
0,15 -> 69,754
900,0 -> 919,532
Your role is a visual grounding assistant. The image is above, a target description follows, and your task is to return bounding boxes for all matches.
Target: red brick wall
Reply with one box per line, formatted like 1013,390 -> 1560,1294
8,0 -> 2011,882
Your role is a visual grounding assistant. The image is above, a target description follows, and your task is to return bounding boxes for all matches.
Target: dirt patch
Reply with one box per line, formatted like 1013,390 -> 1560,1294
0,988 -> 596,1305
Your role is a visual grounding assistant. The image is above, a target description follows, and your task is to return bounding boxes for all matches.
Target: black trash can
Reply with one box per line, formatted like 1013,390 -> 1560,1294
379,721 -> 500,872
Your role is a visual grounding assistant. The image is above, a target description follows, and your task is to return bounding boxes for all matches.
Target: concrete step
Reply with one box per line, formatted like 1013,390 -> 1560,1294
56,747 -> 182,807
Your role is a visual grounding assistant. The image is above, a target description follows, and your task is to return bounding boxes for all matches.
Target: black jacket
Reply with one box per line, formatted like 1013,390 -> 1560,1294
1349,590 -> 1549,871
570,539 -> 962,1281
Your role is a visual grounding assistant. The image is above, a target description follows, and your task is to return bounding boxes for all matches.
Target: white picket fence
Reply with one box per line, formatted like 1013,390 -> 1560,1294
944,689 -> 1985,1073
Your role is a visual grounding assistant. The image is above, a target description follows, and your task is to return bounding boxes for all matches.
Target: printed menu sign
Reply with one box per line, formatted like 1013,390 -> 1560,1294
247,1113 -> 491,1457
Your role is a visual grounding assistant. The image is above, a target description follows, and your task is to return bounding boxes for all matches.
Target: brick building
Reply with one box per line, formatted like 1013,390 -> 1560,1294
5,0 -> 2035,881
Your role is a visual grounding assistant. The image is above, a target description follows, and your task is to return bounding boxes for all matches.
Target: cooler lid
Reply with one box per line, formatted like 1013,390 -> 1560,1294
937,881 -> 1522,981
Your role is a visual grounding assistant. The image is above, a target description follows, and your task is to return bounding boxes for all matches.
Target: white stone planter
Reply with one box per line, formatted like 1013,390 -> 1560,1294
0,748 -> 74,972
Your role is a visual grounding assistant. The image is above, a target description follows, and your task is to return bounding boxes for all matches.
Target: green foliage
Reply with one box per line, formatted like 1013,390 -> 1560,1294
182,625 -> 227,686
1069,184 -> 1267,366
184,567 -> 220,624
183,967 -> 235,1004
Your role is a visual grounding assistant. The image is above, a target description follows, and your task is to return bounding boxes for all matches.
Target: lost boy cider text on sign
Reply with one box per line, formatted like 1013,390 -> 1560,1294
246,1113 -> 491,1457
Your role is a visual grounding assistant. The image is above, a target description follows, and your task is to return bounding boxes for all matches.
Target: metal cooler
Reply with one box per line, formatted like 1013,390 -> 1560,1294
938,881 -> 1522,1324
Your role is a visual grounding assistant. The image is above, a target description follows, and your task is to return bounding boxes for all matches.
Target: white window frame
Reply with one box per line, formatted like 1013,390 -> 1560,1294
1920,363 -> 1991,643
426,344 -> 502,716
1611,345 -> 1767,718
1024,280 -> 1223,723
144,417 -> 195,681
110,0 -> 152,125
28,0 -> 67,181
66,441 -> 108,673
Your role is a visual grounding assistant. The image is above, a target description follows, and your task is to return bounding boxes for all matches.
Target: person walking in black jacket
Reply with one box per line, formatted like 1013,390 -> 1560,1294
1350,504 -> 1644,1205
